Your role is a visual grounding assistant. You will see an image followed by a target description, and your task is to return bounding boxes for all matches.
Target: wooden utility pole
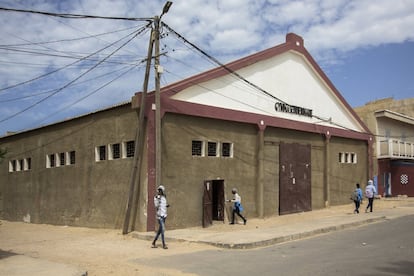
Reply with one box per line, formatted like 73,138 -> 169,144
154,15 -> 162,190
122,1 -> 172,234
122,27 -> 155,235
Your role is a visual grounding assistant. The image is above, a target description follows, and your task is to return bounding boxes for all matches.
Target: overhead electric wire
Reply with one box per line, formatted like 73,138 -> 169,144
0,24 -> 143,47
0,24 -> 149,93
0,46 -> 141,67
34,63 -> 142,127
162,23 -> 374,136
0,7 -> 152,22
0,25 -> 150,123
0,63 -> 143,103
162,22 -> 287,104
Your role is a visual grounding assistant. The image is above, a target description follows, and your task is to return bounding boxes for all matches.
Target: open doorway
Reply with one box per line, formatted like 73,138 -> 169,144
202,179 -> 225,227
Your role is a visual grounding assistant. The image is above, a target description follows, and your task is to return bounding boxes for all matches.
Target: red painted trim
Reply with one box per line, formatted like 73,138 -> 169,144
133,33 -> 371,137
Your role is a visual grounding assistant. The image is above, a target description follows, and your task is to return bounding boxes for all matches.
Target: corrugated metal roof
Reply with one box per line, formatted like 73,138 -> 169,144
0,100 -> 132,138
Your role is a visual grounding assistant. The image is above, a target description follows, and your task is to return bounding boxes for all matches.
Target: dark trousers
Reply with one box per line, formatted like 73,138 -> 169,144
366,198 -> 374,212
232,208 -> 246,224
354,200 -> 361,213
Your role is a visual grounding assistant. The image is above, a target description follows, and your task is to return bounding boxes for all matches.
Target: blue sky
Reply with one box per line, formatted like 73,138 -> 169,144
0,0 -> 414,136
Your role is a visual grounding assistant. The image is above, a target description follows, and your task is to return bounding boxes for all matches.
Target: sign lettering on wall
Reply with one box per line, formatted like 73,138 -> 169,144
275,102 -> 313,118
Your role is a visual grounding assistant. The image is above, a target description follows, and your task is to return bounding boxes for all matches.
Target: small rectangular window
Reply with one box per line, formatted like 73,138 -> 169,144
69,151 -> 76,165
25,158 -> 31,170
59,152 -> 65,166
112,144 -> 120,159
18,159 -> 24,171
207,141 -> 218,157
192,140 -> 203,156
126,141 -> 135,158
9,160 -> 16,172
222,142 -> 233,158
49,154 -> 55,168
99,145 -> 106,161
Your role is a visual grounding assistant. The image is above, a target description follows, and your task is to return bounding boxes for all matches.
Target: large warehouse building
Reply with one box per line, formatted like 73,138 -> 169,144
0,33 -> 373,231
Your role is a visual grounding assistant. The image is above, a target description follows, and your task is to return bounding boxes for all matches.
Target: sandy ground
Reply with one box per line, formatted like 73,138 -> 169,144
0,198 -> 412,275
0,219 -> 210,276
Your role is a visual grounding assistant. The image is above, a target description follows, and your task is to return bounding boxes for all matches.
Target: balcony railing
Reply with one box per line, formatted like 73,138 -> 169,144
378,139 -> 414,159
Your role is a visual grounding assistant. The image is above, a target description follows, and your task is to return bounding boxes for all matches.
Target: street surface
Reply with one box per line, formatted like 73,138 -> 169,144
1,199 -> 413,276
133,215 -> 414,275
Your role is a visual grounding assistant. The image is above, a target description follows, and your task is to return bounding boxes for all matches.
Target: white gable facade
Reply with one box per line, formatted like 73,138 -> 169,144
132,33 -> 374,230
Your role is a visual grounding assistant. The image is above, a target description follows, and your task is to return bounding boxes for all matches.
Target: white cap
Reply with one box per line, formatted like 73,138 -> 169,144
157,185 -> 165,192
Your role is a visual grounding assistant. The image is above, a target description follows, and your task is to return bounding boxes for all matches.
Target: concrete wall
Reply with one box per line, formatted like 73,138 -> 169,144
161,113 -> 258,229
1,105 -> 369,230
161,113 -> 368,229
328,137 -> 369,205
0,104 -> 140,229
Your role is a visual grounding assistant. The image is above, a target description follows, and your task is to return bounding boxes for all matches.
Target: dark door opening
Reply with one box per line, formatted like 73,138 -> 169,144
202,179 -> 225,227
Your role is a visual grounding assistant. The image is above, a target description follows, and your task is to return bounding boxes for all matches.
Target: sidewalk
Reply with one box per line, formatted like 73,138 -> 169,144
132,198 -> 414,249
1,198 -> 413,276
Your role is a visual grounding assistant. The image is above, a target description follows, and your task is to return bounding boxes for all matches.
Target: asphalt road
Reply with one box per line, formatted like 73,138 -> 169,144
133,214 -> 414,276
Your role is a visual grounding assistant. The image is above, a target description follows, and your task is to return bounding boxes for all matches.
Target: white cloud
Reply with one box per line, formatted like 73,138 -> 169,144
1,0 -> 414,135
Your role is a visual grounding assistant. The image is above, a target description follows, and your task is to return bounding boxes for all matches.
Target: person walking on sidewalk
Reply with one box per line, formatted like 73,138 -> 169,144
352,183 -> 363,213
152,185 -> 169,249
365,180 -> 377,213
228,188 -> 247,225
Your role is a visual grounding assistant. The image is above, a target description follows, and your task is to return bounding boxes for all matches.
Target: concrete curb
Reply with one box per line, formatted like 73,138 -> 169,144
132,216 -> 387,250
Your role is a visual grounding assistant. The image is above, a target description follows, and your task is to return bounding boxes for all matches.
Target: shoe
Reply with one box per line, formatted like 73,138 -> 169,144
151,241 -> 157,248
162,245 -> 168,249
229,222 -> 235,225
244,219 -> 247,225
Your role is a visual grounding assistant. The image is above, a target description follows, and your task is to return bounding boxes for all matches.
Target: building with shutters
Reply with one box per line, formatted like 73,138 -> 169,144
354,97 -> 414,197
0,33 -> 372,231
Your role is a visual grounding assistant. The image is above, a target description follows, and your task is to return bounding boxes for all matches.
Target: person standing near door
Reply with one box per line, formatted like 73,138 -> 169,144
152,185 -> 169,249
228,188 -> 247,225
365,180 -> 377,213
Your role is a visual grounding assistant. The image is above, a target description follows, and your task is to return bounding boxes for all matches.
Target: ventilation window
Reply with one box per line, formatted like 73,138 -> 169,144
207,141 -> 218,157
221,142 -> 233,158
192,140 -> 204,156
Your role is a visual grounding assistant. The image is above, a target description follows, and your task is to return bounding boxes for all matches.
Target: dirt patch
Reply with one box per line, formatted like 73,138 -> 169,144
0,221 -> 208,275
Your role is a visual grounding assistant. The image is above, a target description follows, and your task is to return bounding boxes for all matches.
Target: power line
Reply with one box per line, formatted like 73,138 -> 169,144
162,22 -> 287,104
0,25 -> 149,93
0,25 -> 149,123
33,63 -> 141,127
0,25 -> 142,47
162,23 -> 374,137
0,7 -> 152,22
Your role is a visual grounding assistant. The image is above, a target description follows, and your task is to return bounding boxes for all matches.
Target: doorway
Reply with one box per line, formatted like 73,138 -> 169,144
202,179 -> 225,227
279,142 -> 312,215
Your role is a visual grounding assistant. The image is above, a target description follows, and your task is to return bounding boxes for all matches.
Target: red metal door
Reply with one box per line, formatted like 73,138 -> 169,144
202,180 -> 213,227
279,142 -> 311,215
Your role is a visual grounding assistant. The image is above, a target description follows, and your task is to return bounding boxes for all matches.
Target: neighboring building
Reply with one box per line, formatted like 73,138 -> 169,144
355,97 -> 414,197
1,33 -> 372,231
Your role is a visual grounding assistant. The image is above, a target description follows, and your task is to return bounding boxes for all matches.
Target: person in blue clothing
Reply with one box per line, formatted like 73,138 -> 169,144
353,183 -> 363,214
365,180 -> 377,213
227,188 -> 247,225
